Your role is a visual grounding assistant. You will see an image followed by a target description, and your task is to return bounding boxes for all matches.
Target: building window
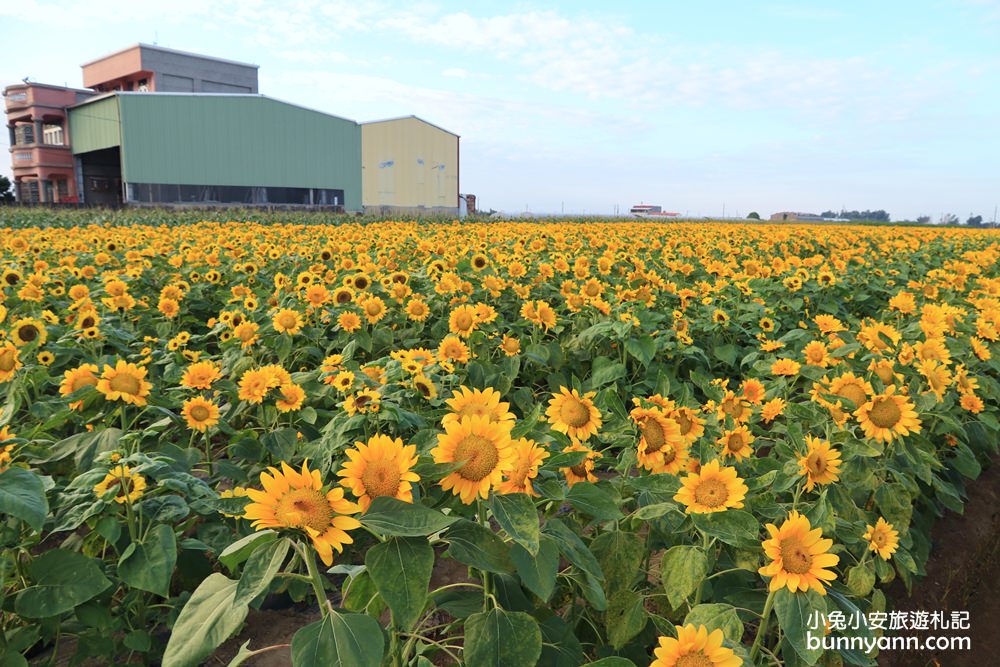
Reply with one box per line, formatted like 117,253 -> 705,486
57,179 -> 69,198
14,152 -> 31,161
43,124 -> 64,146
15,124 -> 34,145
7,91 -> 28,103
23,181 -> 40,203
138,78 -> 148,92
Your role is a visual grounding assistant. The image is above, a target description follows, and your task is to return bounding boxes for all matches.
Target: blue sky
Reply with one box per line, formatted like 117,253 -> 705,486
3,0 -> 999,220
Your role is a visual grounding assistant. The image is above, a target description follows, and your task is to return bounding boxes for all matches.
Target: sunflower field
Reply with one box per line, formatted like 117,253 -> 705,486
1,213 -> 998,667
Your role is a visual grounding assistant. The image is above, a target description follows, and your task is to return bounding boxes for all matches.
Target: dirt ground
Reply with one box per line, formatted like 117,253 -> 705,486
879,453 -> 1000,667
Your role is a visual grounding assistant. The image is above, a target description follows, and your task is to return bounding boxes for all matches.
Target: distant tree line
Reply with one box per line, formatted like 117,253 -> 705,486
821,209 -> 890,222
912,213 -> 990,226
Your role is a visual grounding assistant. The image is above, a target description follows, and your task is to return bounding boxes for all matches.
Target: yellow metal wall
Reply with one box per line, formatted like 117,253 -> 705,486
362,117 -> 459,210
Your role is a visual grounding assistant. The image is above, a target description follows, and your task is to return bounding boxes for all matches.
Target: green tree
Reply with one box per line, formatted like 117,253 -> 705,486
967,214 -> 983,226
747,211 -> 760,220
0,176 -> 14,203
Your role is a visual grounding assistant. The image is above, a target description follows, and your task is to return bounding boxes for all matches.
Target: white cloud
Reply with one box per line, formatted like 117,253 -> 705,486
442,67 -> 469,79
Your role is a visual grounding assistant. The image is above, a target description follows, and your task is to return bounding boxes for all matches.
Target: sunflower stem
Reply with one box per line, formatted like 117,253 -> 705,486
477,502 -> 493,610
299,541 -> 331,618
204,431 -> 213,478
749,588 -> 776,662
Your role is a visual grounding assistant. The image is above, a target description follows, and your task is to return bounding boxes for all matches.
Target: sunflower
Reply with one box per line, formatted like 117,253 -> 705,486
332,287 -> 355,306
668,406 -> 705,444
181,360 -> 222,390
405,299 -> 430,322
233,321 -> 260,348
238,368 -> 279,404
331,370 -> 356,392
759,510 -> 839,595
760,397 -> 785,423
546,387 -> 602,441
496,335 -> 520,357
560,441 -> 601,487
674,459 -> 747,514
412,374 -> 438,400
94,465 -> 147,504
856,386 -> 921,443
961,393 -> 984,414
58,363 -> 99,409
158,297 -> 180,318
814,314 -> 846,335
182,396 -> 220,432
798,436 -> 841,492
244,461 -> 361,566
338,311 -> 362,333
0,426 -> 15,472
276,383 -> 306,412
770,358 -> 801,376
802,340 -> 831,367
916,359 -> 951,401
272,308 -> 304,335
741,379 -> 766,405
716,390 -> 752,423
431,415 -> 513,504
717,426 -> 754,461
96,360 -> 152,406
448,304 -> 479,338
631,407 -> 686,474
824,372 -> 873,414
337,434 -> 421,511
857,320 -> 900,354
496,438 -> 549,496
442,386 -> 516,428
344,388 -> 380,415
437,335 -> 470,364
10,318 -> 47,347
650,624 -> 741,667
864,517 -> 900,560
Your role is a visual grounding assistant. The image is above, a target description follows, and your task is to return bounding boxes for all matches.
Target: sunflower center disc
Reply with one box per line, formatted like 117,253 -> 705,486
361,459 -> 402,499
559,399 -> 591,428
109,373 -> 141,395
455,312 -> 473,330
641,419 -> 665,451
808,453 -> 826,474
454,435 -> 499,482
276,488 -> 332,532
837,383 -> 867,409
0,353 -> 16,372
869,398 -> 902,428
780,538 -> 815,574
18,325 -> 39,342
676,651 -> 713,667
694,479 -> 728,508
675,412 -> 693,436
190,405 -> 211,422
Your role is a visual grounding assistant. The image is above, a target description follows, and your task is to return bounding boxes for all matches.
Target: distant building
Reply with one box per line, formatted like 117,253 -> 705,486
4,83 -> 95,203
770,211 -> 824,222
362,116 -> 460,215
82,43 -> 259,94
69,93 -> 360,208
5,44 -> 459,210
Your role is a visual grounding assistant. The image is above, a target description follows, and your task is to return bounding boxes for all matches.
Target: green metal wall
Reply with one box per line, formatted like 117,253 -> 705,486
67,96 -> 122,154
69,93 -> 362,210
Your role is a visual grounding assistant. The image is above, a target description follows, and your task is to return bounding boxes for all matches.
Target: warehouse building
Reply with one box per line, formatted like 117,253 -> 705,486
4,43 -> 460,212
69,93 -> 360,208
362,116 -> 460,215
